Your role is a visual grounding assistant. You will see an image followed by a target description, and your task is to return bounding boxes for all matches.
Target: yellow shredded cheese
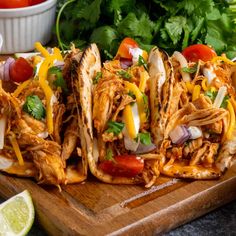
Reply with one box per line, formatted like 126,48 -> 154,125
34,42 -> 50,58
12,79 -> 31,97
212,56 -> 236,66
124,81 -> 147,124
139,70 -> 149,92
142,50 -> 148,61
53,47 -> 63,61
192,85 -> 201,101
230,97 -> 236,113
123,104 -> 136,139
186,81 -> 194,93
9,134 -> 24,166
38,56 -> 55,134
201,78 -> 208,91
226,101 -> 235,140
33,56 -> 43,67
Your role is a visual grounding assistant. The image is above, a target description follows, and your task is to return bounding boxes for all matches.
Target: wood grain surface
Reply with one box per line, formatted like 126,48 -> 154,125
0,164 -> 235,235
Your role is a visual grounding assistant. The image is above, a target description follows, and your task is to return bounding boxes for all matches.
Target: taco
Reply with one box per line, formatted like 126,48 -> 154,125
148,44 -> 236,179
82,38 -> 162,187
0,43 -> 96,186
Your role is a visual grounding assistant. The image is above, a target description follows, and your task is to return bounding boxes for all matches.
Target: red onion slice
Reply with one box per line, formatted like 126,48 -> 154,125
135,143 -> 156,154
4,57 -> 15,81
120,58 -> 133,69
54,60 -> 65,69
169,125 -> 190,145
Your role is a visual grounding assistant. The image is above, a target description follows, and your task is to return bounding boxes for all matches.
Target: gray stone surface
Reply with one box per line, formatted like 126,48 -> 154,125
1,198 -> 236,235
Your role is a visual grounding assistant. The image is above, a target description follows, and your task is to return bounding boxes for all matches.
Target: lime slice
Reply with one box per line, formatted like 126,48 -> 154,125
0,190 -> 35,236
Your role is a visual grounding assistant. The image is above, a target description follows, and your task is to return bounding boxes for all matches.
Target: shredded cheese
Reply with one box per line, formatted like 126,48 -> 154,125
212,56 -> 236,66
192,85 -> 201,101
53,47 -> 63,61
123,104 -> 136,139
226,101 -> 235,140
124,81 -> 147,124
38,56 -> 55,134
142,50 -> 148,61
186,81 -> 194,93
12,79 -> 31,97
9,134 -> 24,166
34,42 -> 50,58
201,78 -> 208,91
139,71 -> 148,92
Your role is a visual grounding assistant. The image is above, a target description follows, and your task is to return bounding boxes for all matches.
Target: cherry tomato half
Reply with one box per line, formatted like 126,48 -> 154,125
115,37 -> 139,60
9,57 -> 33,83
0,0 -> 30,8
182,44 -> 217,62
29,0 -> 45,5
99,155 -> 144,178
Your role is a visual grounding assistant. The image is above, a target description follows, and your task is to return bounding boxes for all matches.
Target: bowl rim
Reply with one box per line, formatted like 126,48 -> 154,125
0,0 -> 57,17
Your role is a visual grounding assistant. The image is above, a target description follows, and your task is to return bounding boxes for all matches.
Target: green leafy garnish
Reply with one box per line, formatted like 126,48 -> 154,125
48,66 -> 68,93
205,90 -> 217,100
105,148 -> 114,161
106,121 -> 125,135
93,72 -> 102,84
138,55 -> 148,70
23,95 -> 46,120
136,132 -> 151,145
182,63 -> 198,74
142,92 -> 150,118
205,90 -> 229,108
117,70 -> 132,80
56,0 -> 236,59
128,91 -> 136,99
221,95 -> 230,108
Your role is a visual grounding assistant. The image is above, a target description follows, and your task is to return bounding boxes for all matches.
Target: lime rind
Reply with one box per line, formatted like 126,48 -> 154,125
0,190 -> 35,236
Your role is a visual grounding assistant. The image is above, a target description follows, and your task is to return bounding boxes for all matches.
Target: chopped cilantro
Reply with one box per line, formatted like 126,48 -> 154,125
23,95 -> 46,120
182,63 -> 198,74
117,70 -> 132,80
221,95 -> 230,108
128,91 -> 136,99
93,71 -> 102,84
105,148 -> 114,161
138,55 -> 148,70
48,66 -> 68,93
106,121 -> 124,135
205,90 -> 217,100
136,132 -> 151,145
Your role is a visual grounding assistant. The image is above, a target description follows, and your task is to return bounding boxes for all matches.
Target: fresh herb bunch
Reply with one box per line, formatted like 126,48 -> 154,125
56,0 -> 236,59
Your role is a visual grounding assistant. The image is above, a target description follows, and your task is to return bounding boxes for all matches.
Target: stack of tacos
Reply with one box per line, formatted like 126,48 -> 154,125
0,38 -> 235,188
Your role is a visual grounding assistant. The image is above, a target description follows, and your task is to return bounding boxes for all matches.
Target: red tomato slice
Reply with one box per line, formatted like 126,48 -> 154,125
0,0 -> 29,8
9,57 -> 33,83
99,155 -> 144,178
182,44 -> 217,62
115,37 -> 139,60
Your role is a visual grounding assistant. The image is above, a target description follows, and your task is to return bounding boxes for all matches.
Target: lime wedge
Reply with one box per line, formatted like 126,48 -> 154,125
0,190 -> 35,236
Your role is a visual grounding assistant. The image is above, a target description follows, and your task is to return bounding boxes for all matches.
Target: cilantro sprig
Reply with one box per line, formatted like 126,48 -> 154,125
106,121 -> 125,135
23,95 -> 46,120
136,132 -> 152,145
56,0 -> 236,59
117,70 -> 132,80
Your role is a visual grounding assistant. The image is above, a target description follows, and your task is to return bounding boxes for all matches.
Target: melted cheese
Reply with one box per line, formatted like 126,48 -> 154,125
192,85 -> 201,101
123,104 -> 136,139
139,70 -> 149,92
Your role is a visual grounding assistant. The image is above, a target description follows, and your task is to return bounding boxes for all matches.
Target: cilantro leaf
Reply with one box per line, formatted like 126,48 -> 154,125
106,121 -> 124,135
49,66 -> 68,93
205,90 -> 217,100
182,64 -> 198,74
221,95 -> 230,109
136,132 -> 151,145
117,70 -> 132,80
93,72 -> 102,84
105,148 -> 114,161
23,95 -> 46,120
138,55 -> 148,70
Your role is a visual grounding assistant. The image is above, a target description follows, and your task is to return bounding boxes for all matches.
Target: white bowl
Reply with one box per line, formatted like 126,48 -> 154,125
0,0 -> 57,54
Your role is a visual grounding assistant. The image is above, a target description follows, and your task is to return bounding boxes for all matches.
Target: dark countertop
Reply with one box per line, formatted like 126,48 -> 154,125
28,199 -> 236,235
1,198 -> 236,235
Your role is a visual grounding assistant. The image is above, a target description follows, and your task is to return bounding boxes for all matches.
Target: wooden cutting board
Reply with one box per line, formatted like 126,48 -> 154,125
0,163 -> 236,235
